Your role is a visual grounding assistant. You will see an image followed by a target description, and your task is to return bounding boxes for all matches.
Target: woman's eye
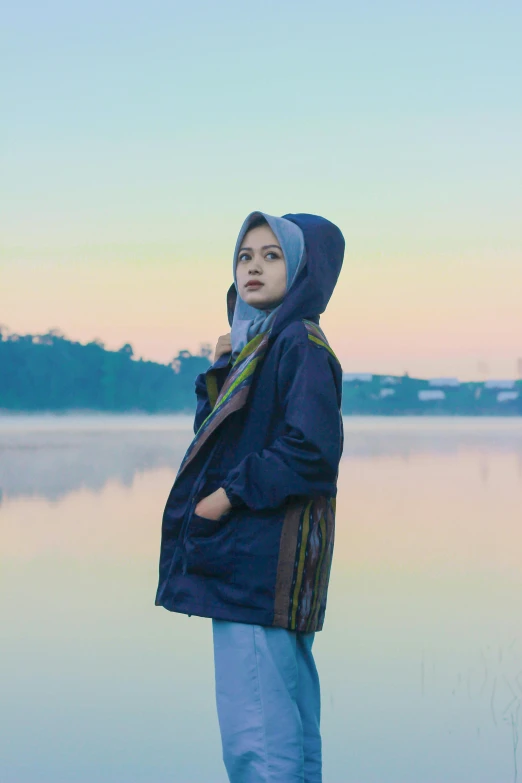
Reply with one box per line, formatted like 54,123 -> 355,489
238,253 -> 250,262
266,252 -> 279,260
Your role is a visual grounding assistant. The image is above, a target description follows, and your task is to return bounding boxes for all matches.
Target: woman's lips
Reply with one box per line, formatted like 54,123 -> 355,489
245,282 -> 263,289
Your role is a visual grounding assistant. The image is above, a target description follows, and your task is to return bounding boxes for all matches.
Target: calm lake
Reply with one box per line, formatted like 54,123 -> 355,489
1,415 -> 521,783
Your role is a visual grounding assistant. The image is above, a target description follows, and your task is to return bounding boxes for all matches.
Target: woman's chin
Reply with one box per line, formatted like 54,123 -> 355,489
243,294 -> 271,308
253,301 -> 281,312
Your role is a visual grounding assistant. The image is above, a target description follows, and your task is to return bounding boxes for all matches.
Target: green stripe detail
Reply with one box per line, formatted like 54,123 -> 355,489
307,333 -> 340,362
215,354 -> 261,411
196,357 -> 260,433
231,332 -> 266,368
203,332 -> 267,419
205,373 -> 219,409
194,333 -> 269,436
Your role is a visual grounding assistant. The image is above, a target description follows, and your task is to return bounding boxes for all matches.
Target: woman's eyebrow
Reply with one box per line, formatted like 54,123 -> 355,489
238,244 -> 282,252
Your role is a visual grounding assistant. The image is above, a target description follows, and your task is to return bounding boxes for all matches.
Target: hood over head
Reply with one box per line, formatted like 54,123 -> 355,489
227,212 -> 345,359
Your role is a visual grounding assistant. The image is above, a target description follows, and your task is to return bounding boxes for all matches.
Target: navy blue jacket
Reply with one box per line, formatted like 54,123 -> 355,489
155,213 -> 344,631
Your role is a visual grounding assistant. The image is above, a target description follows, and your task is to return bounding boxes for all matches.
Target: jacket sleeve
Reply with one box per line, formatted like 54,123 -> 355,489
221,335 -> 343,511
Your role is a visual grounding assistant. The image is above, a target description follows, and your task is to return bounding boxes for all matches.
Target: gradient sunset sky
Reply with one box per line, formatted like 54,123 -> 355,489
2,0 -> 521,381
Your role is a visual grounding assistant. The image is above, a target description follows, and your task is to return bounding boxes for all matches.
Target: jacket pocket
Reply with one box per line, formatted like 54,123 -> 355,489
185,510 -> 236,580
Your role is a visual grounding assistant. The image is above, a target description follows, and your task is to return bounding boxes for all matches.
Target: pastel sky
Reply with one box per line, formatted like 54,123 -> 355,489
1,0 -> 521,380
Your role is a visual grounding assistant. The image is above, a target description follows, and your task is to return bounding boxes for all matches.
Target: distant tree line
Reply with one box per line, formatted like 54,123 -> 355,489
1,326 -> 520,415
341,373 -> 522,416
0,326 -> 212,413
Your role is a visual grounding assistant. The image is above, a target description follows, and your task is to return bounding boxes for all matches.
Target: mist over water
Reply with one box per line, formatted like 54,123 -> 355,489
1,416 -> 521,783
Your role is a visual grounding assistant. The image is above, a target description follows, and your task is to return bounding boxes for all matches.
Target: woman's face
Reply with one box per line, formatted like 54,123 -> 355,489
235,223 -> 287,310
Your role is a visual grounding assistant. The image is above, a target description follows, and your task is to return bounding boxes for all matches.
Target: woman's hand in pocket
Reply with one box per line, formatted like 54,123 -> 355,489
194,488 -> 232,520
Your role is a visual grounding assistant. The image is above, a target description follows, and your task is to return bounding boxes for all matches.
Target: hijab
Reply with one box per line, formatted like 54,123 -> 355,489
230,211 -> 307,363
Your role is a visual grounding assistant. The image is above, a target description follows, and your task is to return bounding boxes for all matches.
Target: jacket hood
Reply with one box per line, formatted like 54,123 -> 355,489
227,212 -> 345,343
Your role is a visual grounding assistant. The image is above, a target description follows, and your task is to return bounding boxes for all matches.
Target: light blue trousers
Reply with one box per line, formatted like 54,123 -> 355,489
212,619 -> 322,783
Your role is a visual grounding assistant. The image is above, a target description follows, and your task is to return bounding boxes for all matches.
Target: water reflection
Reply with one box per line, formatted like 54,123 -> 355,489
1,415 -> 521,502
1,416 -> 521,783
0,414 -> 194,502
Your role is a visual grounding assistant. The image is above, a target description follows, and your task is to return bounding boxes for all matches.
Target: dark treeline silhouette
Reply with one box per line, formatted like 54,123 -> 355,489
0,326 -> 212,413
1,326 -> 521,415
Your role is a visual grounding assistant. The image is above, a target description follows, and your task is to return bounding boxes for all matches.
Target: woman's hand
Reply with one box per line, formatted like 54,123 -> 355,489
214,333 -> 232,363
194,487 -> 233,520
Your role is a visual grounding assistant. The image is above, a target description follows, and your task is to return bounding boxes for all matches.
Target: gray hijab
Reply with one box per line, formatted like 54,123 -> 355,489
230,211 -> 306,363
